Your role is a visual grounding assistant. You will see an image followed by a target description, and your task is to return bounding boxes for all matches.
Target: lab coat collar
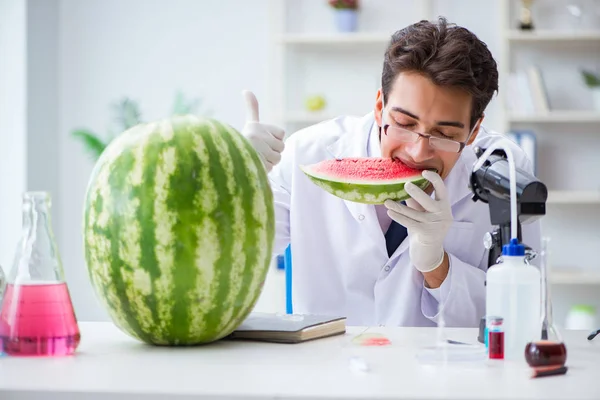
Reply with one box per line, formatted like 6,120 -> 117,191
325,112 -> 386,248
448,144 -> 477,208
325,112 -> 374,160
367,118 -> 381,157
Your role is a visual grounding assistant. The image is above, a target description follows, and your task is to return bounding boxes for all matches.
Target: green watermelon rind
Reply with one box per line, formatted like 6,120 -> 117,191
299,162 -> 431,205
82,114 -> 275,346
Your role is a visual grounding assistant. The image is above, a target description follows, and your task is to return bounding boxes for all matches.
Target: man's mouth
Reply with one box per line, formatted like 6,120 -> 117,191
393,156 -> 433,171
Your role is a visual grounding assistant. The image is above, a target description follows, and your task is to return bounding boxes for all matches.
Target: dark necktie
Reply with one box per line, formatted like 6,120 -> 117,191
384,202 -> 408,257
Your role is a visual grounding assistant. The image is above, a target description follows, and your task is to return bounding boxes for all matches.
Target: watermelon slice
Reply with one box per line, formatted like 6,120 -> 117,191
299,157 -> 432,204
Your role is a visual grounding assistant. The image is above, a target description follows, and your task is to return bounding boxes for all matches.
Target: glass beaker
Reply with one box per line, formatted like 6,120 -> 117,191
0,191 -> 80,356
524,237 -> 567,367
416,299 -> 487,364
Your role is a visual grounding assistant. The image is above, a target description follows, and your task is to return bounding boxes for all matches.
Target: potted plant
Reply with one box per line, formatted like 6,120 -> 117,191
328,0 -> 359,33
72,91 -> 210,161
581,69 -> 600,111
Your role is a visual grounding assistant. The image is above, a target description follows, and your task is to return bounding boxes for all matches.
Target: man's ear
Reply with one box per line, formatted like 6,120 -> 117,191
374,89 -> 383,127
467,114 -> 484,145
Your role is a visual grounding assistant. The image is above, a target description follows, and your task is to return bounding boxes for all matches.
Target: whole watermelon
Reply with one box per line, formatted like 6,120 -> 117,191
82,115 -> 275,345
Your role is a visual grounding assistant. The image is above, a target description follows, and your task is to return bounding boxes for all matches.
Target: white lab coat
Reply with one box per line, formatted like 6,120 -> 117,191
268,112 -> 541,327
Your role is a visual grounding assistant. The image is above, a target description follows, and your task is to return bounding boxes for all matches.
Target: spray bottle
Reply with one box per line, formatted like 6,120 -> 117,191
473,141 -> 541,361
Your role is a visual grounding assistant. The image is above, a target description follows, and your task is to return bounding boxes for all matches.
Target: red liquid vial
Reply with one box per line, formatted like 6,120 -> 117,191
0,192 -> 80,357
488,317 -> 504,359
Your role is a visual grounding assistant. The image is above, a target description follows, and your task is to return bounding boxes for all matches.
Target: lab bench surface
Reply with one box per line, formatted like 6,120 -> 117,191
0,321 -> 598,400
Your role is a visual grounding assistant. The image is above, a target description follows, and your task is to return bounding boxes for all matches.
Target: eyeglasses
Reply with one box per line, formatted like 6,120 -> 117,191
382,123 -> 477,153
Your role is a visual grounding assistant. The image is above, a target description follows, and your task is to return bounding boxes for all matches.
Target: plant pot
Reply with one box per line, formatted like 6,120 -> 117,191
593,88 -> 600,111
334,9 -> 358,33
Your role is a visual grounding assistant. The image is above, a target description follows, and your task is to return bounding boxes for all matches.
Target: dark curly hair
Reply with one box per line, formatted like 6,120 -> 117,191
381,17 -> 498,130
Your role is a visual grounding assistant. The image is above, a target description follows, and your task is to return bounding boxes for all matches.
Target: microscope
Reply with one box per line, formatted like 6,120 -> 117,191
469,148 -> 600,343
469,146 -> 548,343
469,146 -> 548,267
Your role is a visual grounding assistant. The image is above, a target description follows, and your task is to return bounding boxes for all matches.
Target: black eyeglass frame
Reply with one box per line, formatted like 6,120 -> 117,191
382,121 -> 479,153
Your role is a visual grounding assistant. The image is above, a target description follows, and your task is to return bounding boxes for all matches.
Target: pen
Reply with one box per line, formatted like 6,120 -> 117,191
531,365 -> 568,379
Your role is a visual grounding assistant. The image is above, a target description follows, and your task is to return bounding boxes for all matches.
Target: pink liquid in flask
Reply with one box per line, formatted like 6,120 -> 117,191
0,281 -> 80,356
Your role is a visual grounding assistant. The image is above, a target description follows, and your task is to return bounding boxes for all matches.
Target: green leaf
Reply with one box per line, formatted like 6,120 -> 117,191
112,97 -> 142,130
172,90 -> 201,115
71,129 -> 108,160
581,69 -> 600,87
71,92 -> 214,163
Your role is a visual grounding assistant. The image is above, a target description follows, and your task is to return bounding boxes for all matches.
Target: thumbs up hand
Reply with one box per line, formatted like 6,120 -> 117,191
241,90 -> 285,173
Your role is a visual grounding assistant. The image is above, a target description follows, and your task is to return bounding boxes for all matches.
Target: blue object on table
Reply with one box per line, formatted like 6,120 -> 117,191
484,326 -> 489,348
284,245 -> 293,314
276,254 -> 285,270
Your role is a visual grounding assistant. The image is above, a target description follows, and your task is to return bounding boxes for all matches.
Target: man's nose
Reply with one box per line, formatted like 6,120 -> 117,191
405,135 -> 433,162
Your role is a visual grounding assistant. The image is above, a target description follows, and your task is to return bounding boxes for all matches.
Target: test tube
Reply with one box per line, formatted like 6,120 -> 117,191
488,317 -> 504,359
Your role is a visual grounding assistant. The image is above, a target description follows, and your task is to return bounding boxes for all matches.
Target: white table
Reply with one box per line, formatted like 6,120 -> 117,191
0,321 -> 598,399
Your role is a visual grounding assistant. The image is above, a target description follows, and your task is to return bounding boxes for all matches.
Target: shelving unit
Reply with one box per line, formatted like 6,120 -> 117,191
268,0 -> 434,130
498,0 -> 600,297
286,110 -> 600,126
547,190 -> 600,204
283,111 -> 336,124
277,32 -> 391,45
506,29 -> 600,42
263,2 -> 600,320
551,269 -> 600,285
507,110 -> 600,123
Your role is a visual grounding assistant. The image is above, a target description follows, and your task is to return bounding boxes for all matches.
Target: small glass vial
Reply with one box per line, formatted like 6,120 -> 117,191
488,317 -> 504,359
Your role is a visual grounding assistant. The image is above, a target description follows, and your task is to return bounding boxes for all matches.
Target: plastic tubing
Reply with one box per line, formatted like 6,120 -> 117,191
472,139 -> 518,241
473,139 -> 519,349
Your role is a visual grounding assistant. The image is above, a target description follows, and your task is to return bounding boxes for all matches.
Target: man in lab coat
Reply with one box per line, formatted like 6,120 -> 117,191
241,17 -> 540,327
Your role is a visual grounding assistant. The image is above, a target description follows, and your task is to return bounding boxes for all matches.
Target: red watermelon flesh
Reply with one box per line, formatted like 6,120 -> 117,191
299,157 -> 432,204
305,157 -> 425,183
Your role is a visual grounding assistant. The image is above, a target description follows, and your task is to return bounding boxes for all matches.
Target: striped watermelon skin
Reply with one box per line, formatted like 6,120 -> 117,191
82,115 -> 275,345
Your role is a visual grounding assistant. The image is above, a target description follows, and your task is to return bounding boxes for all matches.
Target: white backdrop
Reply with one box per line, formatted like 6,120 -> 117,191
1,0 -> 599,326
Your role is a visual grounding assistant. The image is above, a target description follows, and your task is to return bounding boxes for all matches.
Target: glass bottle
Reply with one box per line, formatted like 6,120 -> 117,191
0,191 -> 80,356
524,237 -> 567,367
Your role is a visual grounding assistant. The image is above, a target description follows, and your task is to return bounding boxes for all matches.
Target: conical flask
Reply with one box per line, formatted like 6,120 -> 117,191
525,237 -> 567,367
0,191 -> 80,356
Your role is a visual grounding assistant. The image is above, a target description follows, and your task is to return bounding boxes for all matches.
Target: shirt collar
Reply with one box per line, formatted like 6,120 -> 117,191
367,121 -> 381,157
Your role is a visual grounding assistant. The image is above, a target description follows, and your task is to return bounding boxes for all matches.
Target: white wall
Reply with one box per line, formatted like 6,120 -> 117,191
27,0 -> 62,255
0,0 -> 27,275
2,0 -> 599,326
57,0 -> 276,320
0,0 -> 61,278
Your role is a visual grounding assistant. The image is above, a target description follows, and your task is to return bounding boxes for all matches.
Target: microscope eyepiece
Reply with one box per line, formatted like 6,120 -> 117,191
470,148 -> 547,225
